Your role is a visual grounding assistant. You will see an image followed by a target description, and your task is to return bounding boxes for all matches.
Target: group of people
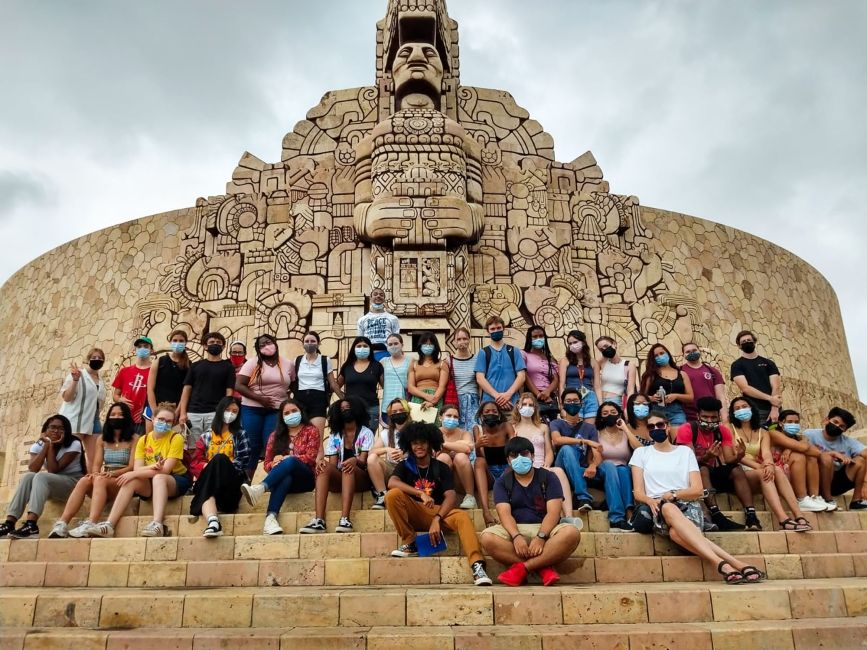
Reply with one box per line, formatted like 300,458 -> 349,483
2,294 -> 866,587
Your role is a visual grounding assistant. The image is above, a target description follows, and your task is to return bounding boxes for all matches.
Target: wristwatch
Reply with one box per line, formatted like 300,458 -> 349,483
669,490 -> 678,502
536,531 -> 549,540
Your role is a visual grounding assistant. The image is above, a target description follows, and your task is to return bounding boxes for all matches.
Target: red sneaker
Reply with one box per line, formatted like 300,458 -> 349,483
537,566 -> 560,586
497,562 -> 528,587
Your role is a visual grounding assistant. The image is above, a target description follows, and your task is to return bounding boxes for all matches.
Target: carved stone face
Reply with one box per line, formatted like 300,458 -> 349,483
392,42 -> 443,108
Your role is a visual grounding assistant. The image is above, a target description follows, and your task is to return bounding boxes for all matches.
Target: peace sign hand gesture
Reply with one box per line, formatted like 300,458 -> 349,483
70,361 -> 82,382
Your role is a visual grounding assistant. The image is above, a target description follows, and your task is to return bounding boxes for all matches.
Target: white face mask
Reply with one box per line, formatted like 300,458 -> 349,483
223,411 -> 238,424
519,406 -> 535,419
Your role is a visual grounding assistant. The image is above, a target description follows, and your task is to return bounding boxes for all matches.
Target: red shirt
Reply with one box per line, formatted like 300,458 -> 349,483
112,365 -> 151,423
679,363 -> 724,421
675,422 -> 733,467
263,424 -> 320,472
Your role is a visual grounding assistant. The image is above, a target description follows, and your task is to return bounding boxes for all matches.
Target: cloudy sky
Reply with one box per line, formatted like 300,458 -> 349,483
1,0 -> 865,398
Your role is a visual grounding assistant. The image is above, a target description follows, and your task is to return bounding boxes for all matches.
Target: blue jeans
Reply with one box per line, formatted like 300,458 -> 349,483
263,457 -> 315,514
554,445 -> 593,502
594,460 -> 634,523
663,403 -> 687,426
241,405 -> 279,473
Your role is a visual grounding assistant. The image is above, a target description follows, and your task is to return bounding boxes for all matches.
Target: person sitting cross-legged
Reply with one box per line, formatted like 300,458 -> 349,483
480,436 -> 581,587
385,422 -> 493,586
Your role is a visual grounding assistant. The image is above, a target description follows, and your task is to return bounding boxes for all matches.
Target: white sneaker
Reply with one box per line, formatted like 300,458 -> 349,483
68,520 -> 94,538
798,496 -> 827,513
48,521 -> 69,538
241,483 -> 266,507
823,498 -> 839,512
459,494 -> 477,510
141,520 -> 166,537
263,513 -> 283,535
89,521 -> 115,538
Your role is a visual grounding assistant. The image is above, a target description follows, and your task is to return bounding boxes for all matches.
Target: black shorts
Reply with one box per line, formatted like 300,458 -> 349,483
294,389 -> 329,419
831,467 -> 855,496
706,463 -> 740,493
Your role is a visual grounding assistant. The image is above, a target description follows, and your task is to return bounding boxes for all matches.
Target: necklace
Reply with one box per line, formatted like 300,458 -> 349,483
417,462 -> 431,480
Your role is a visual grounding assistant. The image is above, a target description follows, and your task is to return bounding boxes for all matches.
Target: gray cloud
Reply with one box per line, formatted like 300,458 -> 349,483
0,171 -> 54,220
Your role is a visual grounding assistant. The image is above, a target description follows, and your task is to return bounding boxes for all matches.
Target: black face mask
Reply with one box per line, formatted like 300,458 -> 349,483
825,423 -> 843,438
601,347 -> 617,359
341,409 -> 355,422
740,341 -> 756,354
649,428 -> 669,443
390,412 -> 408,426
563,403 -> 582,417
89,359 -> 104,370
108,418 -> 125,429
600,414 -> 619,428
482,414 -> 502,427
207,344 -> 224,356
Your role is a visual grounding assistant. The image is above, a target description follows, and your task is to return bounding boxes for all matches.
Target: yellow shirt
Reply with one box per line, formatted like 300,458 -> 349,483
135,432 -> 187,475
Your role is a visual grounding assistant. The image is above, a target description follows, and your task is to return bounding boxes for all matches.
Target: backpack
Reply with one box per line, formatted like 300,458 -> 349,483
482,345 -> 517,375
502,467 -> 549,503
291,355 -> 332,399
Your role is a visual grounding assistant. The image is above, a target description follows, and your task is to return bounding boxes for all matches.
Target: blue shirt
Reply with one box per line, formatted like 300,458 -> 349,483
804,428 -> 865,469
549,418 -> 598,465
493,467 -> 564,524
474,344 -> 526,404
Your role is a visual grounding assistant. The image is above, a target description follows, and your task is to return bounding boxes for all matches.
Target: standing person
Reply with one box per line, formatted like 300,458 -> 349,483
299,397 -> 374,534
679,342 -> 728,424
242,399 -> 320,534
292,331 -> 342,435
338,336 -> 384,435
146,330 -> 190,433
59,347 -> 107,472
50,403 -> 138,538
558,330 -> 601,426
522,325 -> 560,421
480,437 -> 582,587
769,410 -> 826,512
512,393 -> 575,519
450,327 -> 480,433
178,332 -> 236,452
591,401 -> 639,530
384,422 -> 493,586
630,410 -> 765,585
112,336 -> 153,434
357,288 -> 400,361
473,400 -> 516,525
437,404 -> 477,509
90,403 -> 192,538
728,397 -> 811,531
235,334 -> 294,477
730,330 -> 782,424
595,336 -> 637,405
639,343 -> 694,427
188,397 -> 251,538
550,388 -> 601,512
407,331 -> 449,419
475,316 -> 526,408
2,415 -> 85,539
381,333 -> 410,424
803,406 -> 867,510
367,398 -> 412,509
228,341 -> 247,399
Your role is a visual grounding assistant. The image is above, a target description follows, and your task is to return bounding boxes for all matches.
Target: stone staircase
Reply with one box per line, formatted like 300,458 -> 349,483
1,489 -> 866,649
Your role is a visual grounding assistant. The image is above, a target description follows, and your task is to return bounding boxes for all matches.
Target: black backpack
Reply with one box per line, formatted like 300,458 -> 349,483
291,355 -> 331,399
483,345 -> 517,375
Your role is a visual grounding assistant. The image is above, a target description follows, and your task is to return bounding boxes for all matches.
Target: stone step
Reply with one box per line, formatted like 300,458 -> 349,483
0,580 -> 866,630
3,618 -> 867,650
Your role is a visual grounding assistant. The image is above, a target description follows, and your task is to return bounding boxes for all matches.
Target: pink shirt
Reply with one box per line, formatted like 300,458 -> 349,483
679,363 -> 724,420
600,433 -> 631,466
238,357 -> 294,408
521,351 -> 558,392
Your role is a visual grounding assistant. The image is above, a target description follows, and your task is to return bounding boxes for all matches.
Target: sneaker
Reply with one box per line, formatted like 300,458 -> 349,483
850,500 -> 867,510
702,518 -> 719,532
472,561 -> 493,586
710,510 -> 745,531
497,562 -> 527,587
371,492 -> 386,510
336,516 -> 353,533
241,482 -> 266,507
68,521 -> 94,538
744,510 -> 762,531
202,518 -> 223,538
9,521 -> 39,539
263,513 -> 284,535
459,494 -> 478,510
391,542 -> 419,557
823,498 -> 838,512
48,521 -> 69,539
576,499 -> 593,513
610,520 -> 634,532
559,516 -> 584,530
798,496 -> 828,513
537,566 -> 561,586
0,521 -> 13,538
88,521 -> 115,538
299,517 -> 326,534
141,521 -> 166,538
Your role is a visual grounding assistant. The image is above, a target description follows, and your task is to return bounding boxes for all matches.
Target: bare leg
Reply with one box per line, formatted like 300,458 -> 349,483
151,474 -> 177,524
523,526 -> 581,571
549,467 -> 573,517
663,504 -> 748,571
310,417 -> 326,436
818,454 -> 835,500
846,457 -> 867,500
81,437 -> 98,474
367,456 -> 387,493
773,466 -> 805,517
314,466 -> 337,519
700,466 -> 718,510
108,478 -> 151,527
480,533 -> 522,565
88,476 -> 118,522
730,466 -> 755,508
745,470 -> 788,522
453,454 -> 476,500
787,452 -> 807,499
60,476 -> 94,523
806,457 -> 820,496
474,457 -> 495,525
201,497 -> 218,519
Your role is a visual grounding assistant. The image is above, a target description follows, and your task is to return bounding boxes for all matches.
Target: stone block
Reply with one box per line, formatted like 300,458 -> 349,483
407,588 -> 493,626
145,537 -> 178,561
100,592 -> 184,628
178,514 -> 235,538
177,536 -> 235,560
252,592 -> 339,627
789,586 -> 847,619
325,558 -> 370,585
800,553 -> 855,579
646,588 -> 712,623
710,587 -> 791,621
280,628 -> 366,650
834,531 -> 867,553
192,629 -> 276,650
258,559 -> 324,587
234,534 -> 299,560
595,532 -> 654,557
0,593 -> 36,626
89,537 -> 146,562
43,561 -> 89,587
7,541 -> 37,562
298,533 -> 360,559
360,531 -> 400,557
186,560 -> 259,587
594,557 -> 662,583
33,593 -> 101,628
126,560 -> 187,587
439,556 -> 475,584
114,516 -> 139,538
843,584 -> 867,616
562,589 -> 648,624
340,589 -> 406,626
0,562 -> 45,587
493,589 -> 562,625
367,626 -> 453,650
23,630 -> 108,650
709,623 -> 795,650
704,532 -> 760,555
108,629 -> 196,650
325,509 -> 384,532
369,557 -> 439,585
791,618 -> 867,648
0,628 -> 27,650
183,592 -> 253,628
88,561 -> 129,587
757,531 -> 790,554
453,625 -> 541,649
815,511 -> 861,531
660,556 -> 704,582
785,530 -> 836,554
764,555 -> 804,580
855,553 -> 867,577
0,539 -> 9,562
628,628 -> 712,650
135,515 -> 179,536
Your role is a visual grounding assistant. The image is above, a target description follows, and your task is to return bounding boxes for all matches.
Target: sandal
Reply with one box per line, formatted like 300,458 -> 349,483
740,565 -> 766,583
717,560 -> 745,585
793,517 -> 813,531
779,518 -> 811,533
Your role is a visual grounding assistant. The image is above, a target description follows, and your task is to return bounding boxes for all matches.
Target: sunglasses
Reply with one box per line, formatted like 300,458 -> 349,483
649,422 -> 668,430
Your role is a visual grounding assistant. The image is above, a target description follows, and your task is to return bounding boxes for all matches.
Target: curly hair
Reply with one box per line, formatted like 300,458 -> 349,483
397,422 -> 444,455
327,396 -> 370,433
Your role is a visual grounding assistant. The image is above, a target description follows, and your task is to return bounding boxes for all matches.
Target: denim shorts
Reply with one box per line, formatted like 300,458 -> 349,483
171,472 -> 194,497
490,464 -> 508,481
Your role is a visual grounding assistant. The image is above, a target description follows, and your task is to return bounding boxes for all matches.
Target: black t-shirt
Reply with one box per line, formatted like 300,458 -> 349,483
155,355 -> 187,405
393,457 -> 454,505
340,361 -> 384,409
730,356 -> 780,411
184,359 -> 236,413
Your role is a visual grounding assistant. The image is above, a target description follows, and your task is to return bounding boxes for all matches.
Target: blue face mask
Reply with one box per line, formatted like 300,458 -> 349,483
153,420 -> 172,433
563,403 -> 582,417
782,423 -> 801,436
442,417 -> 460,429
633,404 -> 650,419
135,347 -> 151,359
371,302 -> 384,310
655,353 -> 670,366
490,331 -> 504,342
510,455 -> 533,475
420,344 -> 435,356
170,342 -> 186,354
283,412 -> 303,427
355,347 -> 370,360
531,338 -> 545,349
734,408 -> 753,422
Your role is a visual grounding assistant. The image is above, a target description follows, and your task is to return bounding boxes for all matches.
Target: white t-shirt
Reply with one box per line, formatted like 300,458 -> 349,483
629,445 -> 698,499
29,439 -> 84,477
296,354 -> 333,392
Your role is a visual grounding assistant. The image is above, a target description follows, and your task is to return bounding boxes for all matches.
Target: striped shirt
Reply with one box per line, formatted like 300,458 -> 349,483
450,355 -> 479,395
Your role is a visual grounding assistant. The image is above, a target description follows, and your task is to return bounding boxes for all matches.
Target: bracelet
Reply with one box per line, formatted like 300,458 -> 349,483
433,514 -> 442,521
510,533 -> 521,541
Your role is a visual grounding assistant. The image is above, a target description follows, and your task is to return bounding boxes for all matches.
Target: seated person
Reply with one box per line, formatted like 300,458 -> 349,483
769,409 -> 826,512
385,422 -> 492,586
473,400 -> 515,525
803,406 -> 866,510
630,410 -> 764,585
437,403 -> 478,509
1,415 -> 85,539
675,396 -> 755,531
480,437 -> 581,587
550,388 -> 601,512
368,398 -> 412,509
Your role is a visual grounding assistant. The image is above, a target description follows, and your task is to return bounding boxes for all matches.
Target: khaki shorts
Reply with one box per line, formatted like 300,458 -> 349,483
483,522 -> 574,541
